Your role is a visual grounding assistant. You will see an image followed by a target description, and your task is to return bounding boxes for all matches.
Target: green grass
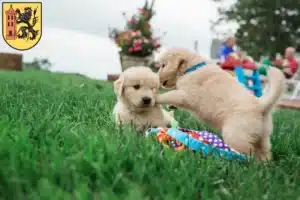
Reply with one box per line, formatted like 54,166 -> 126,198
0,69 -> 300,200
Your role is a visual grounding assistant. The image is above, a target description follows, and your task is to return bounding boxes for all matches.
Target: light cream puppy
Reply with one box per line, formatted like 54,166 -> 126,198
113,66 -> 174,132
156,48 -> 285,161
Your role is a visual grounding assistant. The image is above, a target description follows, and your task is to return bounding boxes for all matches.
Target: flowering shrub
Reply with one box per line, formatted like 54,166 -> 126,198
109,0 -> 162,57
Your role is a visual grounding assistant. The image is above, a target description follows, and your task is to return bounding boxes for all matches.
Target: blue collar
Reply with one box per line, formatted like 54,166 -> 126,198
184,62 -> 206,74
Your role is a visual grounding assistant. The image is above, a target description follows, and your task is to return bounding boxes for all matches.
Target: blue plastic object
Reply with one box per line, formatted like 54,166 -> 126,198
234,66 -> 263,97
183,62 -> 263,97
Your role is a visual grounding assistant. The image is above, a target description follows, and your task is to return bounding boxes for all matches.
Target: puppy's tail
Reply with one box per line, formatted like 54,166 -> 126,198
258,67 -> 285,114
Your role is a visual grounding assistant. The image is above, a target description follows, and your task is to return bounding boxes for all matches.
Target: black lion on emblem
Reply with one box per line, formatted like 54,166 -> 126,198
15,7 -> 39,40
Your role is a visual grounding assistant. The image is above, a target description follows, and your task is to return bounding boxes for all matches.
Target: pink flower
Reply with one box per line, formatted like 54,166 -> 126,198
135,44 -> 142,49
133,39 -> 142,45
128,48 -> 133,52
132,31 -> 142,36
134,46 -> 142,52
153,40 -> 160,47
136,30 -> 142,35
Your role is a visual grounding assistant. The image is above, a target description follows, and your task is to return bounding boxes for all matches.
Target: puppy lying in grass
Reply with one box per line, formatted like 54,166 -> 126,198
113,66 -> 175,132
156,48 -> 285,161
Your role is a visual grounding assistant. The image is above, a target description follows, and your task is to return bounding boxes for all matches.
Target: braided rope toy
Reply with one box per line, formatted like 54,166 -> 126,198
145,127 -> 247,161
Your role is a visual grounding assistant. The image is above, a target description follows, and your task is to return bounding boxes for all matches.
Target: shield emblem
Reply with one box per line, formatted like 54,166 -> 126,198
2,2 -> 42,51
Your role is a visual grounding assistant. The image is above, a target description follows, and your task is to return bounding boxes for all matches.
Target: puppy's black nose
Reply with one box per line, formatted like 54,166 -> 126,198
163,80 -> 168,86
142,97 -> 152,105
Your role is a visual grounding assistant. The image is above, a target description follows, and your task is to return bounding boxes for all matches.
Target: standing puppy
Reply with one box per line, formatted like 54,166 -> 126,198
113,66 -> 175,132
156,48 -> 285,161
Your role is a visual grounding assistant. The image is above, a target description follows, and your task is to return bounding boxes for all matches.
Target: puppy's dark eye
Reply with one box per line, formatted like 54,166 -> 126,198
133,84 -> 140,90
161,64 -> 165,68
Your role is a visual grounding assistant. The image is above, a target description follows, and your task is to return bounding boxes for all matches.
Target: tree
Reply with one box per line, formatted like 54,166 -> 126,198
213,0 -> 300,60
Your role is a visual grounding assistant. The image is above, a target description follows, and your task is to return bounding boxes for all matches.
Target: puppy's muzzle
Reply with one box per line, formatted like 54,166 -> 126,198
142,96 -> 152,106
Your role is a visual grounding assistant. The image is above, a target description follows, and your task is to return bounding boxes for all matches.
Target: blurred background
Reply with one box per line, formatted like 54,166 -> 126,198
0,0 -> 299,81
0,0 -> 232,79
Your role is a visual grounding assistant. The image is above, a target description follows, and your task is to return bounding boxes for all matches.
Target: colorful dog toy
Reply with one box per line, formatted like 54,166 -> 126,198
146,127 -> 247,161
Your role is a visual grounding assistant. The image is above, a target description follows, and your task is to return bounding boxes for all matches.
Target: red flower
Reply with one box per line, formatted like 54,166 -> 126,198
133,39 -> 142,45
134,46 -> 142,52
128,48 -> 133,52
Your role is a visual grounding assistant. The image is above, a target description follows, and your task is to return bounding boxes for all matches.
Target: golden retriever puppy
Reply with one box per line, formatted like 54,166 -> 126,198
156,48 -> 285,161
113,66 -> 175,132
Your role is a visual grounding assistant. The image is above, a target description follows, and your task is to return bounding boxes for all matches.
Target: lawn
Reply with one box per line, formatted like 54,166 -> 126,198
0,69 -> 300,200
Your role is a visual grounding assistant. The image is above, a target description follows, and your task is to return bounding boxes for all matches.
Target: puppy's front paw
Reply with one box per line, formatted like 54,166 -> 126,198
155,95 -> 162,104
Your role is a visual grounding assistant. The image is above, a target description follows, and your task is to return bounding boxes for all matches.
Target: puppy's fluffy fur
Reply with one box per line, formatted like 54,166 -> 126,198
113,66 -> 174,132
156,48 -> 285,160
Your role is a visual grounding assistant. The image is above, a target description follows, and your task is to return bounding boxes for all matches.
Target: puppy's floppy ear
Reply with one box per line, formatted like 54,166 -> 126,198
177,58 -> 187,74
114,75 -> 124,97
